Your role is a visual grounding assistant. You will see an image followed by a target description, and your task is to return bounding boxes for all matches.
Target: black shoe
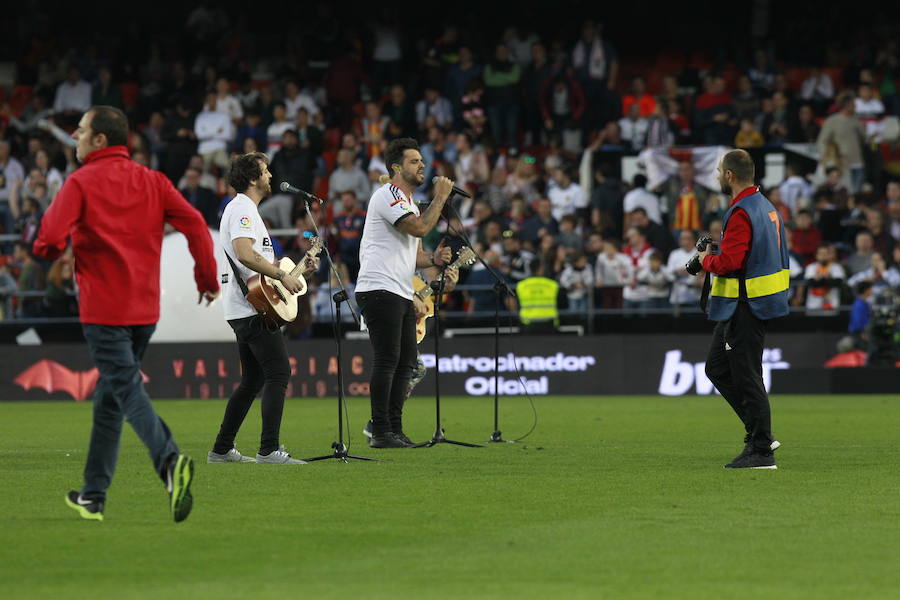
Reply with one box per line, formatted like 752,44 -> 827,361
395,431 -> 416,446
164,454 -> 195,522
362,420 -> 373,439
725,452 -> 777,469
65,491 -> 104,521
368,432 -> 411,448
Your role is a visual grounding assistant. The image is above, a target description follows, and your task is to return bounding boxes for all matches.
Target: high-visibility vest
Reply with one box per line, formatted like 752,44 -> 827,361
708,190 -> 790,322
516,277 -> 559,325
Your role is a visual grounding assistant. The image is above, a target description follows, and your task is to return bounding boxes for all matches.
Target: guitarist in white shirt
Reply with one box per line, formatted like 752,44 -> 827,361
209,152 -> 318,465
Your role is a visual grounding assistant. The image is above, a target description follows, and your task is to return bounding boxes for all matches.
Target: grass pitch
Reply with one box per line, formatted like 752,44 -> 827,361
1,394 -> 897,599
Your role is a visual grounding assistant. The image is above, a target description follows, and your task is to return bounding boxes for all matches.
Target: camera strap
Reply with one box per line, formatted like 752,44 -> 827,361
699,271 -> 711,313
225,252 -> 250,298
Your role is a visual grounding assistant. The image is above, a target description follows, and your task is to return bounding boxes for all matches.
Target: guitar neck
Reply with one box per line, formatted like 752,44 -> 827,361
288,248 -> 319,278
415,253 -> 470,300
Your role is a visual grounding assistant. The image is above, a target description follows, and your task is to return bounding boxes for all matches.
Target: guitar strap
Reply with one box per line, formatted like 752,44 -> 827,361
224,252 -> 250,298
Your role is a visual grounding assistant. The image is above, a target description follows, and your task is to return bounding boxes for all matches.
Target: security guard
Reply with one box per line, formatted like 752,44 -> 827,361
698,149 -> 789,470
516,265 -> 560,333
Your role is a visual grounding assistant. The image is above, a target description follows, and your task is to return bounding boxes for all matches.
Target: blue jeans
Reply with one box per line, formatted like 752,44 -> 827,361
487,104 -> 520,149
80,324 -> 178,501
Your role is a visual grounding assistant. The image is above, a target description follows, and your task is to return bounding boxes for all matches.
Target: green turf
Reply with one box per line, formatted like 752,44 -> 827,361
1,394 -> 898,599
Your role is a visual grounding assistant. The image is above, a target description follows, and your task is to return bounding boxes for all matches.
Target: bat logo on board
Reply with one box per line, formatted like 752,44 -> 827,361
14,360 -> 150,402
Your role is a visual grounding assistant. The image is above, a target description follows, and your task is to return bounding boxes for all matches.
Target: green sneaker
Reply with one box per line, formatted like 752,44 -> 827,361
65,491 -> 104,521
165,454 -> 195,522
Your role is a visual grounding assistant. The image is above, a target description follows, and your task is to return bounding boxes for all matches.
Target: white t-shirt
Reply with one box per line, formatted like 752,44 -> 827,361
623,187 -> 662,224
547,183 -> 586,221
803,262 -> 846,311
355,183 -> 421,300
219,194 -> 275,320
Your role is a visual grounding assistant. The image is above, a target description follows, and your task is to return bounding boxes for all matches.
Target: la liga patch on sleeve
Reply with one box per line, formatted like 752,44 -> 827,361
238,216 -> 251,230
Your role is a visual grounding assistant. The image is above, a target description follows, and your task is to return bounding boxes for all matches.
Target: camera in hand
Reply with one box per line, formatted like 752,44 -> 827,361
685,235 -> 715,276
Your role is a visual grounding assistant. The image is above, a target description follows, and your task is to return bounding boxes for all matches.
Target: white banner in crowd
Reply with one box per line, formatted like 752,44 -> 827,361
638,146 -> 731,191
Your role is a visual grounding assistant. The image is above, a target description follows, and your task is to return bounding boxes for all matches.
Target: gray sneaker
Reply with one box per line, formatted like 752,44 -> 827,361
255,445 -> 307,464
207,448 -> 256,463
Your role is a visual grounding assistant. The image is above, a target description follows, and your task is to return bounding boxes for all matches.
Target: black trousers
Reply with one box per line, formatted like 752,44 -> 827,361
705,302 -> 774,453
356,290 -> 417,436
213,315 -> 290,456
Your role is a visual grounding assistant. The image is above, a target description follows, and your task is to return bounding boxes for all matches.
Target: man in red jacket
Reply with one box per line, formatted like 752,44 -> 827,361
34,106 -> 220,523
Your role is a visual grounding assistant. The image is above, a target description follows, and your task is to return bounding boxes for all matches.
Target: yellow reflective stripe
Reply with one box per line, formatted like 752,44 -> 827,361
710,269 -> 790,299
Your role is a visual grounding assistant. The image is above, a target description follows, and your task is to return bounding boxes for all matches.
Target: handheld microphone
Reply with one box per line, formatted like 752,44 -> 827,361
431,176 -> 472,198
280,181 -> 324,201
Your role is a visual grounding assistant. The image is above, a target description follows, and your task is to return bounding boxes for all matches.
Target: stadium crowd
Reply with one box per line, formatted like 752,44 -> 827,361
1,6 -> 899,334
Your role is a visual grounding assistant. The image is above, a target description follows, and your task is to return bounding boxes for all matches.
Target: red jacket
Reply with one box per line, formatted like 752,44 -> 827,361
33,146 -> 219,325
702,186 -> 756,275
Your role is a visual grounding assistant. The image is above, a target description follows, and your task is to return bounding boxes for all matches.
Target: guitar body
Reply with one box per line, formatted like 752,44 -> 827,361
413,275 -> 435,343
246,257 -> 307,327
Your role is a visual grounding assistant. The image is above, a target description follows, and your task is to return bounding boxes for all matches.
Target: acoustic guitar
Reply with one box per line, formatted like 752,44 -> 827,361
413,247 -> 476,343
246,237 -> 323,327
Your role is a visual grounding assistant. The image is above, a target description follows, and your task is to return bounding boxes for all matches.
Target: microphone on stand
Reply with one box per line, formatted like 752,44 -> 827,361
431,177 -> 472,198
280,181 -> 325,202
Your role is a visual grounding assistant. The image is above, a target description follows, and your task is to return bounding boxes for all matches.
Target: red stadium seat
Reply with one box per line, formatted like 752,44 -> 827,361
9,85 -> 33,116
120,83 -> 139,108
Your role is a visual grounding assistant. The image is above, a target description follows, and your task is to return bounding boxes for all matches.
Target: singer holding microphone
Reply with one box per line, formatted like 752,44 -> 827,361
356,138 -> 454,448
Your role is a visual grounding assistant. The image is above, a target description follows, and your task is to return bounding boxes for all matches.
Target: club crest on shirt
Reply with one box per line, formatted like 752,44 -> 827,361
239,216 -> 251,229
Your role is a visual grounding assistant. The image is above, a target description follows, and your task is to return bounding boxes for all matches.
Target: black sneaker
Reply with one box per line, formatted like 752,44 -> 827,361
725,452 -> 777,469
395,431 -> 416,446
65,491 -> 104,521
362,420 -> 373,439
368,432 -> 410,448
164,454 -> 195,522
730,435 -> 782,464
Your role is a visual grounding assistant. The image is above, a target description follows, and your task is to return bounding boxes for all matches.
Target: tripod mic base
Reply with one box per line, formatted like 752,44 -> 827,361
303,441 -> 379,463
418,427 -> 484,448
487,430 -> 515,443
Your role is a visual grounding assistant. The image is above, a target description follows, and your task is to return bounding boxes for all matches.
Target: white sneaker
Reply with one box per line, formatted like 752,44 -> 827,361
255,445 -> 307,465
207,448 -> 256,463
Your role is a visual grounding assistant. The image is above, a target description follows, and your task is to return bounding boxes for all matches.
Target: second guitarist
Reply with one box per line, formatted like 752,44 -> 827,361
209,152 -> 318,465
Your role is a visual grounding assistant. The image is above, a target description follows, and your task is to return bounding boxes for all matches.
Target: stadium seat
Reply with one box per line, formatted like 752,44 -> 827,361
8,85 -> 33,116
120,83 -> 139,108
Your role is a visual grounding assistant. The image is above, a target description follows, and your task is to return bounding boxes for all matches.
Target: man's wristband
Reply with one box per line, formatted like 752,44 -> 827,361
431,255 -> 438,266
274,269 -> 286,281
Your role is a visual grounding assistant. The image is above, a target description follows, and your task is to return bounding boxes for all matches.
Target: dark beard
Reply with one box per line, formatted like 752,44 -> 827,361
719,178 -> 731,195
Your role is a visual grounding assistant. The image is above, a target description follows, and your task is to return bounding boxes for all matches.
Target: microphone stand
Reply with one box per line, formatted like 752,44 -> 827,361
298,196 -> 376,463
417,266 -> 482,449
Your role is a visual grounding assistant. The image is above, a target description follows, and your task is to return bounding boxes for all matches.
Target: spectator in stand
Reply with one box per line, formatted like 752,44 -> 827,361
283,80 -> 319,121
621,76 -> 656,118
778,163 -> 813,217
484,43 -> 522,151
594,238 -> 631,309
557,215 -> 583,253
12,241 -> 45,318
53,67 -> 92,125
619,103 -> 648,151
560,252 -> 593,311
92,67 -> 123,109
460,77 -> 488,139
790,209 -> 823,266
0,259 -> 17,320
503,154 -> 540,205
465,250 -> 510,314
622,226 -> 652,311
762,91 -> 791,145
748,49 -> 777,95
694,75 -> 737,145
453,133 -> 490,193
800,67 -> 835,115
416,87 -> 453,132
45,257 -> 78,317
261,129 -> 316,229
0,140 -> 25,244
357,101 -> 389,159
636,250 -> 673,310
180,167 -> 220,228
847,251 -> 900,293
844,281 -> 874,350
370,12 -> 403,92
571,21 -> 618,133
521,197 -> 558,244
801,244 -> 846,313
644,100 -> 676,148
540,70 -> 587,144
548,168 -> 586,221
194,91 -> 234,172
657,161 -> 711,233
213,78 -> 243,123
627,207 -> 674,256
232,110 -> 267,154
667,229 -> 703,307
234,75 -> 259,114
623,174 -> 662,225
767,187 -> 792,225
177,155 -> 217,190
332,190 -> 366,281
30,148 -> 65,202
419,126 -> 457,187
161,99 -> 197,183
503,27 -> 540,68
13,193 -> 45,244
733,75 -> 760,120
328,149 -> 370,208
522,42 -> 553,145
817,93 -> 866,194
502,230 -> 534,282
383,85 -> 416,139
854,83 -> 885,120
266,103 -> 292,156
445,46 -> 483,125
844,230 -> 876,275
734,117 -> 764,148
790,104 -> 821,143
865,209 -> 895,257
886,182 -> 900,241
589,161 -> 625,240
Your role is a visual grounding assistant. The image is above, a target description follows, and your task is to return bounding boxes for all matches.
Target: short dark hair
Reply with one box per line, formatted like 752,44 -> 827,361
89,106 -> 129,147
633,173 -> 648,188
227,152 -> 269,193
855,281 -> 873,296
721,149 -> 755,183
384,138 -> 420,175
